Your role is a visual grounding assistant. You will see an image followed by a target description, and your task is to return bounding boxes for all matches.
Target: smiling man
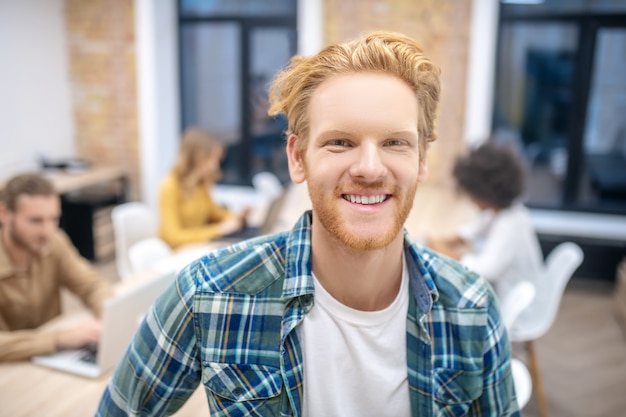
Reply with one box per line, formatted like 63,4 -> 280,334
97,31 -> 519,416
0,173 -> 112,361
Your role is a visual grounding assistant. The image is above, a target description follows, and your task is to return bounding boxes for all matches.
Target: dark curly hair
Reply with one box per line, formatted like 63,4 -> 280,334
453,142 -> 526,210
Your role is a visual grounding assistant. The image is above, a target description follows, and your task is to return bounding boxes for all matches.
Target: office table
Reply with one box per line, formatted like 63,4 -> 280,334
42,166 -> 127,196
0,360 -> 208,417
0,166 -> 126,195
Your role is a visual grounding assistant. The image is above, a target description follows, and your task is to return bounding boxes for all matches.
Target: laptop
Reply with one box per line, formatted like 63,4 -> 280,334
219,191 -> 287,243
31,271 -> 175,378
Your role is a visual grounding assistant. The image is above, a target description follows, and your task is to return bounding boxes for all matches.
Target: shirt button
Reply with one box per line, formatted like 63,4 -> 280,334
232,387 -> 244,397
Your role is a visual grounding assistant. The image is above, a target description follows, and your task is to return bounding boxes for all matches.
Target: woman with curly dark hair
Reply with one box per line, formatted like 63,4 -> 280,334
428,141 -> 543,301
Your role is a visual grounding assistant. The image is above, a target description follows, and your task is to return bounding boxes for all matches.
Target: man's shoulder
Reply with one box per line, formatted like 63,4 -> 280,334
419,247 -> 493,309
46,229 -> 77,255
181,232 -> 290,296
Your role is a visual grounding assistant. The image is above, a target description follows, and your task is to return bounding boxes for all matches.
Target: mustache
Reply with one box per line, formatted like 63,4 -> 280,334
337,181 -> 385,190
336,181 -> 392,194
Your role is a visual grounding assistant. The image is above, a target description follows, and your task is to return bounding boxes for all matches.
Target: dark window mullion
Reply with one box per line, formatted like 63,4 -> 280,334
563,20 -> 596,205
240,21 -> 252,183
177,4 -> 297,185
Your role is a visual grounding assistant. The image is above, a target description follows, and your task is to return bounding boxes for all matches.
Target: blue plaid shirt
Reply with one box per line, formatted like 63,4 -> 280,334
97,211 -> 519,416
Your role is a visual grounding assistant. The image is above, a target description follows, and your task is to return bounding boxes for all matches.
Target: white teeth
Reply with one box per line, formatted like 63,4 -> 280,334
344,194 -> 386,205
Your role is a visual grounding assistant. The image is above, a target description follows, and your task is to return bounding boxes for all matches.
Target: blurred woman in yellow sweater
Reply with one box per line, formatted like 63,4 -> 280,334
158,128 -> 245,249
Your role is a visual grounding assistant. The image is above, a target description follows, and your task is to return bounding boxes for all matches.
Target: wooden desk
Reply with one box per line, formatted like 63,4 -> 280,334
0,360 -> 208,417
0,166 -> 126,196
42,166 -> 126,196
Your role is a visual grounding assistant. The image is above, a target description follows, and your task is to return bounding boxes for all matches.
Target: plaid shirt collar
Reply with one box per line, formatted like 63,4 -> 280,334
280,210 -> 438,317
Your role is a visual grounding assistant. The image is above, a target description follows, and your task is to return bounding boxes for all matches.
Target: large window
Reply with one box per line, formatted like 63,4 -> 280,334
179,0 -> 297,185
493,1 -> 626,215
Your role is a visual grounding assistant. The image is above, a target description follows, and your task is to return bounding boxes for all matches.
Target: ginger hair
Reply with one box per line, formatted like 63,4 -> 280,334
268,31 -> 441,160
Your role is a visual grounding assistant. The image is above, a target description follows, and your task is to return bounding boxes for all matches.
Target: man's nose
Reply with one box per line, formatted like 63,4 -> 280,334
349,142 -> 388,181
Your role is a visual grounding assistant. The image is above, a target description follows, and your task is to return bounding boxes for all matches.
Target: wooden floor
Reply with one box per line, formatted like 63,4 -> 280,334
515,279 -> 626,417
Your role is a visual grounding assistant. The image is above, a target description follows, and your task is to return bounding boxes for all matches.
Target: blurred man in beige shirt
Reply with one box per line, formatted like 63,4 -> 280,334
0,173 -> 112,361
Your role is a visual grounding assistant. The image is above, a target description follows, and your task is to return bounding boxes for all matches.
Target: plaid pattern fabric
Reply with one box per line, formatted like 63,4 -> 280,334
97,211 -> 520,417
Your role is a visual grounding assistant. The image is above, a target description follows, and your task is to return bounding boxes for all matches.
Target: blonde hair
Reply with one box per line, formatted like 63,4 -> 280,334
173,127 -> 223,190
268,31 -> 441,159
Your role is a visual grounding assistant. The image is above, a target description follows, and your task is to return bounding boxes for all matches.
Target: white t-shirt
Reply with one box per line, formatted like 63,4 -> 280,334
460,202 -> 543,300
300,258 -> 411,417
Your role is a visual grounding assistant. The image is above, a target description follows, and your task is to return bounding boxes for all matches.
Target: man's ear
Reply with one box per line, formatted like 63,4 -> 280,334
0,202 -> 9,226
417,156 -> 429,183
286,134 -> 306,184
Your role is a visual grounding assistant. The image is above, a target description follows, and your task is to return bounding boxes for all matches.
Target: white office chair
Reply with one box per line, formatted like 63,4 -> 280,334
111,202 -> 159,281
501,280 -> 536,332
252,171 -> 284,201
128,237 -> 173,275
509,241 -> 584,417
511,358 -> 532,409
499,280 -> 536,410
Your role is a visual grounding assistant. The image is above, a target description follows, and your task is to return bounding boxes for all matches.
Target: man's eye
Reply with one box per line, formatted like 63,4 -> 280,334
385,139 -> 404,146
328,139 -> 349,146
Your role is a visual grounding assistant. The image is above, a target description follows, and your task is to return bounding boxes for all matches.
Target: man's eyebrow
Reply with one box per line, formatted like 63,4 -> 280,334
383,129 -> 419,138
317,129 -> 418,138
317,129 -> 351,138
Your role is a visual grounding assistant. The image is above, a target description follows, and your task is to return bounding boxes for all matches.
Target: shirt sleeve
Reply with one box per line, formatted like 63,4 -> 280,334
158,178 -> 234,249
96,269 -> 201,416
460,211 -> 517,284
55,231 -> 113,317
205,185 -> 234,224
458,210 -> 493,242
0,328 -> 56,361
473,288 -> 521,416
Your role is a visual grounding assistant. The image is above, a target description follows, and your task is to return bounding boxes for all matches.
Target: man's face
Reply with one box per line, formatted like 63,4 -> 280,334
287,72 -> 428,251
0,195 -> 61,253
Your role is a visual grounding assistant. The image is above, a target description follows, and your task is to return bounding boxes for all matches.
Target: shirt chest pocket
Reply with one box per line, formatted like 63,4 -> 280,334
433,367 -> 483,416
202,362 -> 284,414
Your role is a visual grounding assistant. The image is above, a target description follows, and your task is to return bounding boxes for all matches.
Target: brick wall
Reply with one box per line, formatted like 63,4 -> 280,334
64,0 -> 139,199
324,0 -> 472,185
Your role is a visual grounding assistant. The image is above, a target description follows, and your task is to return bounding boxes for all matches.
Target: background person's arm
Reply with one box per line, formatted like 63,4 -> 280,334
427,234 -> 468,260
0,328 -> 57,361
54,230 -> 113,317
0,317 -> 100,361
460,213 -> 517,284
